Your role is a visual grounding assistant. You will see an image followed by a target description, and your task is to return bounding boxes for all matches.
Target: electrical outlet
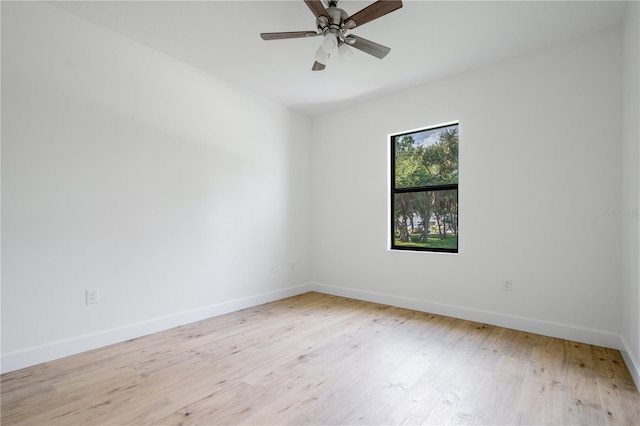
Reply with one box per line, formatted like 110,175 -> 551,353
503,280 -> 513,292
86,289 -> 99,305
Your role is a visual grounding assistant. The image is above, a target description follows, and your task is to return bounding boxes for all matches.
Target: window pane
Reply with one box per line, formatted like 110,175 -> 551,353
393,189 -> 458,251
394,124 -> 458,189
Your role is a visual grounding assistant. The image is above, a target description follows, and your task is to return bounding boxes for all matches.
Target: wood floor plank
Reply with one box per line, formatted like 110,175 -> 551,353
2,292 -> 639,425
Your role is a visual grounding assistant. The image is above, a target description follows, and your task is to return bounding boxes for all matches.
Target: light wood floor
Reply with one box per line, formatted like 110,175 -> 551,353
2,292 -> 639,425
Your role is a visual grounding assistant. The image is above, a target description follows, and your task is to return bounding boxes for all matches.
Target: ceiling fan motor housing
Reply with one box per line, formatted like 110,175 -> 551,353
317,6 -> 349,47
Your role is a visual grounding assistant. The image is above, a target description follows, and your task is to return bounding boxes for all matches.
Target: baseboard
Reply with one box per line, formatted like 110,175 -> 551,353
308,282 -> 625,351
1,283 -> 313,374
4,282 -> 635,383
620,336 -> 640,388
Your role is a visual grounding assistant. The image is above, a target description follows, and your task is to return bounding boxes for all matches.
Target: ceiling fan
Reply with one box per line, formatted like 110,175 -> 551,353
260,0 -> 403,71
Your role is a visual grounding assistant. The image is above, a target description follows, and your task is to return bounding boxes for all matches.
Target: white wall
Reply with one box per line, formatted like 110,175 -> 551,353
1,2 -> 311,372
621,0 -> 640,384
311,28 -> 624,349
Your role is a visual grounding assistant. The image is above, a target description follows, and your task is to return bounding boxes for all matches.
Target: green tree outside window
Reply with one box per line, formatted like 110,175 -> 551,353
391,123 -> 459,252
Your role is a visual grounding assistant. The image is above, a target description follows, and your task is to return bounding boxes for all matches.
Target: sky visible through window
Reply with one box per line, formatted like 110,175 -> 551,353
411,124 -> 458,149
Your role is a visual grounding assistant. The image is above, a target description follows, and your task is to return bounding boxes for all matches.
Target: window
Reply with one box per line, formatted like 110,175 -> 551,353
390,122 -> 459,253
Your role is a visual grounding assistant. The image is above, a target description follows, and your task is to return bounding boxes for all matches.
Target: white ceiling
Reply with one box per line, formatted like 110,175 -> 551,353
53,0 -> 627,116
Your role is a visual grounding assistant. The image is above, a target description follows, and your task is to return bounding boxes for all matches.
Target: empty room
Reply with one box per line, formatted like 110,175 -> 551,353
1,0 -> 639,424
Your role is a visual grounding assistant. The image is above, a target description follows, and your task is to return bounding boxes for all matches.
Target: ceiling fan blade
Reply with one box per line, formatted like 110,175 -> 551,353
348,35 -> 391,59
261,31 -> 319,40
304,0 -> 328,18
312,61 -> 326,71
344,0 -> 402,28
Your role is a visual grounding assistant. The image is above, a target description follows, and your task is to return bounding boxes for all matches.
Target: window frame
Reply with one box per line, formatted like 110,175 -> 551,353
389,122 -> 459,254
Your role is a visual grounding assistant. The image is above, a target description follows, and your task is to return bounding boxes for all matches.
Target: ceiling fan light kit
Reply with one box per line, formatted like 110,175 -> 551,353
314,45 -> 329,65
322,32 -> 339,53
260,0 -> 403,71
338,43 -> 353,62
